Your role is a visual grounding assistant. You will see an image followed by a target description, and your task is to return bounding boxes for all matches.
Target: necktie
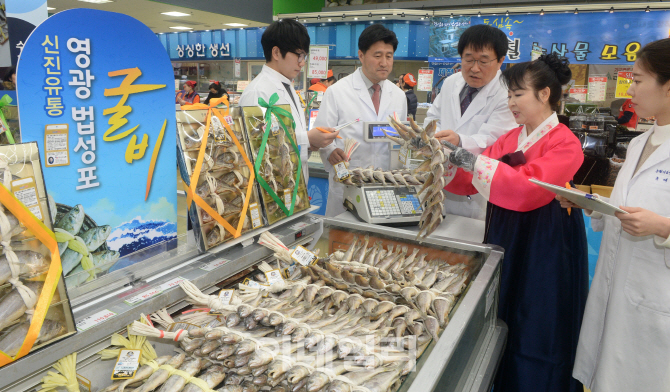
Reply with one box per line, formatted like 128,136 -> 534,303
460,86 -> 477,115
371,84 -> 381,115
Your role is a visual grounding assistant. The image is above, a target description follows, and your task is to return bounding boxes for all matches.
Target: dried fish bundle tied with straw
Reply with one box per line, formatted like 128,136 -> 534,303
37,353 -> 80,392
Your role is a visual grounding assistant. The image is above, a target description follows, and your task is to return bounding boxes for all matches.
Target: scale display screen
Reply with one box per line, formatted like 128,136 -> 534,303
368,124 -> 399,139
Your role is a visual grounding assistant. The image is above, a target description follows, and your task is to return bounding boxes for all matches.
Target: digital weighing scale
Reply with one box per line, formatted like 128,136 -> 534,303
343,184 -> 423,226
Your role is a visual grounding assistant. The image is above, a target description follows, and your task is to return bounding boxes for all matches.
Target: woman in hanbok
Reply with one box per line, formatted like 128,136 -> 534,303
442,53 -> 588,392
559,39 -> 670,392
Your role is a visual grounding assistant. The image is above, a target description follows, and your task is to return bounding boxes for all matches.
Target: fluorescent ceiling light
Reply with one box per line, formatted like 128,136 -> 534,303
224,23 -> 247,27
161,11 -> 190,17
77,0 -> 114,3
170,26 -> 192,30
47,7 -> 56,10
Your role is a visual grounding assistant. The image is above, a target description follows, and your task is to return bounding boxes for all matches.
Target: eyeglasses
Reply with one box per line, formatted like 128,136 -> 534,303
290,51 -> 307,62
462,58 -> 496,68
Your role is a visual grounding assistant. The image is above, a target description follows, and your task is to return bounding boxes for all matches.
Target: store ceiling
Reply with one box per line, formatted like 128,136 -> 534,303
46,0 -> 270,33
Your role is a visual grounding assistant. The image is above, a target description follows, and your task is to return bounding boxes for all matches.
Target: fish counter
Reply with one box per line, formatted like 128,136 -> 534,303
0,212 -> 505,392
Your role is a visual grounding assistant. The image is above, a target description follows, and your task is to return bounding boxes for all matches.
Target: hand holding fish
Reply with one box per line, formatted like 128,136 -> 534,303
443,141 -> 477,172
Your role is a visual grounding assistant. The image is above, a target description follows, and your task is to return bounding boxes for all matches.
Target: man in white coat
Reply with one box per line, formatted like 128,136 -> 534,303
426,25 -> 517,220
315,24 -> 408,217
239,19 -> 339,184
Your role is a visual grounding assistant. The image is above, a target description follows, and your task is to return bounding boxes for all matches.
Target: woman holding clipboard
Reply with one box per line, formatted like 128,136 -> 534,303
442,53 -> 589,392
558,39 -> 670,392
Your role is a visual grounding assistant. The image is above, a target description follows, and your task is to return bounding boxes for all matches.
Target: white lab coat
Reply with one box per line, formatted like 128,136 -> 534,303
424,70 -> 516,220
316,68 -> 407,217
239,65 -> 309,183
572,126 -> 670,392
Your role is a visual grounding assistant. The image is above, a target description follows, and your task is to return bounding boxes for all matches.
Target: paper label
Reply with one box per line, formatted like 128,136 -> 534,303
308,46 -> 329,79
224,115 -> 234,125
291,245 -> 317,266
111,349 -> 141,380
158,277 -> 187,291
417,69 -> 434,92
244,279 -> 261,288
334,161 -> 350,181
11,177 -> 44,221
167,322 -> 200,333
76,309 -> 116,331
283,189 -> 292,207
77,374 -> 92,392
124,286 -> 162,306
44,124 -> 70,167
249,202 -> 262,228
200,258 -> 230,271
399,144 -> 409,166
270,114 -> 281,136
218,289 -> 234,305
265,269 -> 284,285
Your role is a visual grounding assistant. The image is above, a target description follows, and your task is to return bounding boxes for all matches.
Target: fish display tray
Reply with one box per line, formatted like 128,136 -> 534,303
177,107 -> 264,252
238,105 -> 310,226
0,142 -> 76,367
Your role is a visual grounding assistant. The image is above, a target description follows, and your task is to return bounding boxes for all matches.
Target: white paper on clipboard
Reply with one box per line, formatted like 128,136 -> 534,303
529,179 -> 628,216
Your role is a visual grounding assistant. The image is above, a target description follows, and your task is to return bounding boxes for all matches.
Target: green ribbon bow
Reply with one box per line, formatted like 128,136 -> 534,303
0,95 -> 15,144
254,93 -> 301,216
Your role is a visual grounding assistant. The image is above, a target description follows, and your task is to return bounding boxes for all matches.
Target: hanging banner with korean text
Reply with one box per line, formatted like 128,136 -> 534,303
431,11 -> 670,65
17,9 -> 177,273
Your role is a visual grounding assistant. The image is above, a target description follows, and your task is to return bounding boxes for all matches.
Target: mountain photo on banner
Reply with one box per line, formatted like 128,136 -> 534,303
429,16 -> 471,61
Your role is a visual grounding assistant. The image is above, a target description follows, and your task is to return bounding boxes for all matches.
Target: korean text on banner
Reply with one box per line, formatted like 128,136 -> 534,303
616,71 -> 633,98
16,9 -> 178,270
307,46 -> 329,79
417,69 -> 434,92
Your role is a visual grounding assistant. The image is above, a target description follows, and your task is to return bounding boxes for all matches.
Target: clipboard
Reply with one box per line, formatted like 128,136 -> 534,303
529,178 -> 628,216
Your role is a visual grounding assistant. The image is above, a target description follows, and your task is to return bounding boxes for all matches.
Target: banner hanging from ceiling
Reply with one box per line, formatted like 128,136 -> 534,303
430,10 -> 670,64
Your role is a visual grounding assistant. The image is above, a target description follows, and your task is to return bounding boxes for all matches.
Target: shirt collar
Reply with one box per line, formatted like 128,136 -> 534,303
519,112 -> 559,144
263,64 -> 292,85
358,68 -> 379,90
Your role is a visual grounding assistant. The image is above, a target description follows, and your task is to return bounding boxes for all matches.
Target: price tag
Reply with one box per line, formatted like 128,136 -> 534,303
77,374 -> 92,392
11,177 -> 44,221
124,286 -> 162,306
283,189 -> 292,207
158,277 -> 187,291
218,289 -> 234,305
44,124 -> 70,167
398,144 -> 409,166
270,114 -> 281,136
265,269 -> 284,285
291,245 -> 318,266
334,161 -> 350,181
111,349 -> 141,380
249,202 -> 262,229
224,115 -> 234,125
200,258 -> 230,271
76,309 -> 116,332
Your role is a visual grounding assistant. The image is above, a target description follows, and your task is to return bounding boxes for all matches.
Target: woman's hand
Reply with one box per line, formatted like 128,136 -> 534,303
616,206 -> 670,238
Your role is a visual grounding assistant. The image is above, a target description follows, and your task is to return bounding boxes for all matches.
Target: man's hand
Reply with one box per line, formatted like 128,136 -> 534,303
328,148 -> 347,165
616,206 -> 670,238
435,129 -> 461,146
307,127 -> 340,150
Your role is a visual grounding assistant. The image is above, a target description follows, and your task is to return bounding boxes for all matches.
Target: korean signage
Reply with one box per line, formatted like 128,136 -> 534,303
417,69 -> 434,92
615,71 -> 634,98
17,9 -> 177,264
176,42 -> 230,60
569,87 -> 588,103
431,11 -> 670,64
307,45 -> 329,79
587,76 -> 607,102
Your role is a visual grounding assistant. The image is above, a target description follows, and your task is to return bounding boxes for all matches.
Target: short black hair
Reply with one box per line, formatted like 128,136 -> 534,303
358,24 -> 398,53
325,76 -> 336,83
501,53 -> 572,110
458,25 -> 509,60
3,67 -> 16,83
261,19 -> 310,63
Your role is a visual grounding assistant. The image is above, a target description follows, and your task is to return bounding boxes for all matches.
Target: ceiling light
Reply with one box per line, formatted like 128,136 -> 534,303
540,9 -> 544,15
354,17 -> 358,20
303,20 -> 307,22
170,26 -> 192,30
450,13 -> 454,19
161,11 -> 190,17
47,7 -> 56,10
225,23 -> 247,27
609,7 -> 614,13
506,10 -> 509,16
420,17 -> 424,20
222,28 -> 227,31
478,11 -> 481,17
381,16 -> 386,19
574,8 -> 578,14
646,6 -> 650,12
205,29 -> 209,31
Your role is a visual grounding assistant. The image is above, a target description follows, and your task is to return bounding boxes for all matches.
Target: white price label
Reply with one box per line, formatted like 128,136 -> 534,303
265,269 -> 284,285
218,289 -> 234,305
284,189 -> 292,207
11,177 -> 43,221
399,144 -> 409,166
111,349 -> 141,380
158,277 -> 187,291
334,161 -> 350,181
307,46 -> 329,79
224,116 -> 234,125
76,309 -> 116,331
200,258 -> 230,271
291,245 -> 317,266
249,203 -> 262,228
124,287 -> 162,306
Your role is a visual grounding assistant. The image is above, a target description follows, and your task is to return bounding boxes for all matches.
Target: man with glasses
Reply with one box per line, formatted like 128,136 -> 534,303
240,19 -> 339,184
425,24 -> 516,220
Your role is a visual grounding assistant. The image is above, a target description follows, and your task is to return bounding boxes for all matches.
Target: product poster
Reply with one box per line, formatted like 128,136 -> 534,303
615,71 -> 634,98
5,0 -> 47,67
17,9 -> 177,280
